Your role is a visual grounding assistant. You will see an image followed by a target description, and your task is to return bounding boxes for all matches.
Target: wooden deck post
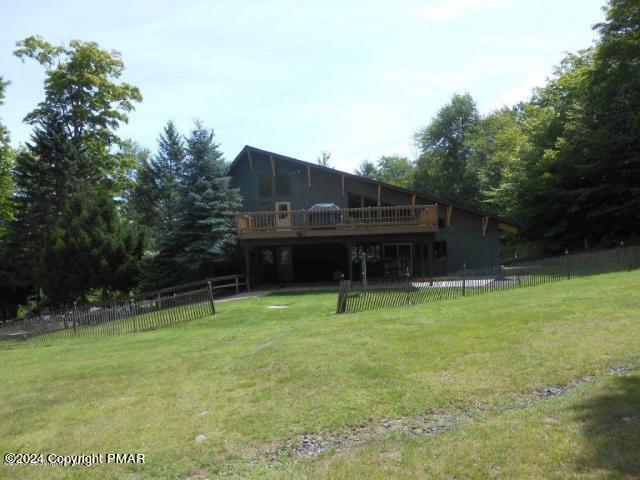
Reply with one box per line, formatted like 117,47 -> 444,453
346,243 -> 353,280
427,238 -> 434,285
419,242 -> 425,278
244,247 -> 251,291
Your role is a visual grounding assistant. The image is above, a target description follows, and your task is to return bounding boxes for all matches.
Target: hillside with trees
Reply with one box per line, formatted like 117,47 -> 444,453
0,0 -> 637,316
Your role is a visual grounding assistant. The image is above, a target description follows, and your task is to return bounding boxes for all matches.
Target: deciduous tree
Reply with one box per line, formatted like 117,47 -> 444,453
413,93 -> 480,205
0,77 -> 12,227
356,156 -> 414,188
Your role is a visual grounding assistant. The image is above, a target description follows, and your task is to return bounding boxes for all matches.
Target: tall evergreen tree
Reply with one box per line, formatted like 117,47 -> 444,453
130,121 -> 185,242
158,121 -> 241,279
6,115 -> 79,288
39,189 -> 144,306
4,37 -> 143,307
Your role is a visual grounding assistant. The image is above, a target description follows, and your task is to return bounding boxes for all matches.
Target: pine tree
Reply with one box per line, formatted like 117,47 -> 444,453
39,189 -> 144,306
130,121 -> 185,242
158,121 -> 241,279
4,37 -> 143,307
4,115 -> 79,289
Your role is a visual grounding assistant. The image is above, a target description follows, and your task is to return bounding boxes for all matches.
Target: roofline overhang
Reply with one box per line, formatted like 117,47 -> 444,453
229,145 -> 525,231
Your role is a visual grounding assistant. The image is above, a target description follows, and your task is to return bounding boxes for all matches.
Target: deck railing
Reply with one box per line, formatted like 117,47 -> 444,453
236,204 -> 438,235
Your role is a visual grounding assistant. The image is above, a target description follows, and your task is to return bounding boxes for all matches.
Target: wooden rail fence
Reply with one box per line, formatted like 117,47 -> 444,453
0,274 -> 247,345
337,246 -> 640,313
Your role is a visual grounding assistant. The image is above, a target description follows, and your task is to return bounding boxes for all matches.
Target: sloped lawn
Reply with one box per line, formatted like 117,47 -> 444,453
1,270 -> 639,479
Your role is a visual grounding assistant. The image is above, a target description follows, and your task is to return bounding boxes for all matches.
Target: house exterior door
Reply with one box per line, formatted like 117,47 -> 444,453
382,243 -> 413,277
277,247 -> 294,283
275,201 -> 291,229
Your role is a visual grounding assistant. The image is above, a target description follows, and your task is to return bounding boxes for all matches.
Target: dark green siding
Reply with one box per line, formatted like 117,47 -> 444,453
231,149 -> 505,273
435,207 -> 500,273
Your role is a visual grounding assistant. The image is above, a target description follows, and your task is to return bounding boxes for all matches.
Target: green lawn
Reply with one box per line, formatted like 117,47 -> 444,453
282,370 -> 640,479
1,270 -> 639,479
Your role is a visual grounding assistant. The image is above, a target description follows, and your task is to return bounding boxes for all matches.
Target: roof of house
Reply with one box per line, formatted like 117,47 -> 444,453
230,145 -> 525,230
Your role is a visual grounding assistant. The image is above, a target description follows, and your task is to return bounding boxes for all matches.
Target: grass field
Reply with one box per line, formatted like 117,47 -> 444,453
1,270 -> 639,479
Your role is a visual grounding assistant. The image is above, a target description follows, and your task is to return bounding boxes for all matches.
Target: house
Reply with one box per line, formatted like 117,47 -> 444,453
230,146 -> 522,288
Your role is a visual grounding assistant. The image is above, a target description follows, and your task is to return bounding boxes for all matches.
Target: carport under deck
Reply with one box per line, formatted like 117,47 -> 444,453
241,233 -> 439,287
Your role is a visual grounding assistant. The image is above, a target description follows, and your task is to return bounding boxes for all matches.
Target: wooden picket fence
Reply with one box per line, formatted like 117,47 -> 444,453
336,246 -> 640,313
0,274 -> 246,346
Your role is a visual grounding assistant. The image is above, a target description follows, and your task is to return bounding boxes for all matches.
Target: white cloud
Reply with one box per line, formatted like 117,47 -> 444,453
421,0 -> 511,21
481,74 -> 547,112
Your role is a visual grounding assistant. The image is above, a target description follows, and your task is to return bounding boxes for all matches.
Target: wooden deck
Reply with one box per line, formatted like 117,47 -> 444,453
235,205 -> 439,239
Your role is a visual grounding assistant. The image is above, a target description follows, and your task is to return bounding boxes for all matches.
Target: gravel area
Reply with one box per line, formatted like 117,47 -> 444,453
246,365 -> 638,467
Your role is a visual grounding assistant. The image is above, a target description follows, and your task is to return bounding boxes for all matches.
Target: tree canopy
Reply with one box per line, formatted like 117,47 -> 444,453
3,37 -> 144,307
356,155 -> 414,188
144,121 -> 242,286
0,0 -> 638,314
0,77 -> 12,227
413,93 -> 480,205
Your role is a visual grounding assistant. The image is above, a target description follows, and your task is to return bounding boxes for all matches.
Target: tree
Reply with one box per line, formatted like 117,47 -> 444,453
157,121 -> 242,280
355,156 -> 414,188
316,150 -> 332,167
129,121 -> 185,243
413,93 -> 480,205
4,36 -> 143,307
39,189 -> 144,306
5,115 -> 78,290
0,77 -> 12,226
355,160 -> 377,179
516,0 -> 640,251
467,107 -> 527,217
14,36 -> 142,151
0,77 -> 23,319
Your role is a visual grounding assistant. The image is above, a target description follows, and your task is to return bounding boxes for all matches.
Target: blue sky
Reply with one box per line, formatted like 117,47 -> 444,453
1,0 -> 604,172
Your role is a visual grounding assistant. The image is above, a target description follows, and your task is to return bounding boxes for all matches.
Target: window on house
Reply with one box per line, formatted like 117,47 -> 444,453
275,174 -> 290,197
261,248 -> 274,264
279,247 -> 291,265
438,217 -> 445,229
434,241 -> 447,260
259,173 -> 272,199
